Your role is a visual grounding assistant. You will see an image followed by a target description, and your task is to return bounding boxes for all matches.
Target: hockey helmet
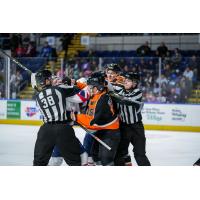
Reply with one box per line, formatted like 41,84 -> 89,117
87,72 -> 106,91
105,63 -> 121,73
62,76 -> 72,85
35,69 -> 52,87
123,72 -> 140,82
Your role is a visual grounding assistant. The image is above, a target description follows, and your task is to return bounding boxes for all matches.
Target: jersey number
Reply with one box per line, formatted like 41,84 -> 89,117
41,96 -> 55,109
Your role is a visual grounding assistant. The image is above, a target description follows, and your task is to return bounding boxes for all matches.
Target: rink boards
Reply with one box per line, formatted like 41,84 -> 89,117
0,99 -> 200,132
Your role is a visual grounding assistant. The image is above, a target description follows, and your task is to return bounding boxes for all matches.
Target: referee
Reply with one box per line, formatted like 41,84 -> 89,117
32,70 -> 84,166
110,72 -> 151,166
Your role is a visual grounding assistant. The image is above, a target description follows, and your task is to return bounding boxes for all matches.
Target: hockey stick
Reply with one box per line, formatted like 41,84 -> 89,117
0,49 -> 33,74
77,123 -> 112,151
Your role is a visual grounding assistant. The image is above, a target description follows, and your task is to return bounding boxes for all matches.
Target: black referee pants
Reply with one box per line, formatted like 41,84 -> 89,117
194,158 -> 200,166
114,122 -> 151,166
33,123 -> 81,166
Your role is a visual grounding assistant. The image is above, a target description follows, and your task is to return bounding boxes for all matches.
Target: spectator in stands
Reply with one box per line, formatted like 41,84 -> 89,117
89,60 -> 98,71
171,48 -> 182,66
10,72 -> 16,98
131,66 -> 137,73
10,34 -> 22,52
156,42 -> 168,57
163,51 -> 172,65
56,68 -> 65,79
10,70 -> 23,98
161,81 -> 168,95
73,61 -> 81,80
179,76 -> 191,102
0,74 -> 4,98
189,55 -> 200,81
123,65 -> 130,72
0,57 -> 4,72
152,83 -> 160,96
147,60 -> 155,71
81,60 -> 92,78
163,63 -> 171,77
88,50 -> 96,60
156,74 -> 168,86
23,35 -> 30,47
15,70 -> 23,92
60,34 -> 70,51
189,55 -> 199,69
24,41 -> 36,57
15,44 -> 25,57
168,74 -> 177,89
167,88 -> 180,103
136,41 -> 151,56
60,33 -> 74,58
143,72 -> 154,88
39,41 -> 52,58
175,83 -> 181,97
118,58 -> 127,69
183,66 -> 194,95
83,69 -> 92,78
145,91 -> 157,103
139,58 -> 147,69
49,46 -> 58,73
183,66 -> 194,81
159,91 -> 167,103
66,64 -> 74,78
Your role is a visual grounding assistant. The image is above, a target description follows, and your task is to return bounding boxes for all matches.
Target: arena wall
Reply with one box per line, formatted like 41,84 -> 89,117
0,100 -> 200,132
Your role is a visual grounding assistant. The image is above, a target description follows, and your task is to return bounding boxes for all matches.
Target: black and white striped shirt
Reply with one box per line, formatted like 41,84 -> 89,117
107,81 -> 124,93
36,85 -> 85,123
114,88 -> 144,124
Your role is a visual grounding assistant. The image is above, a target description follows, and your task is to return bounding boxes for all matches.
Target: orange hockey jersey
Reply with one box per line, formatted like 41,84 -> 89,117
76,91 -> 119,130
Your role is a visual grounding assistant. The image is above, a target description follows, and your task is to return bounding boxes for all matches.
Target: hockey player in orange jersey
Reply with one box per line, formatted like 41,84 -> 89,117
74,72 -> 121,166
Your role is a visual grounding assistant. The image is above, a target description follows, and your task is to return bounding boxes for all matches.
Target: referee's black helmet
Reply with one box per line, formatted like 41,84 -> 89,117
105,63 -> 121,73
35,69 -> 52,88
123,72 -> 140,82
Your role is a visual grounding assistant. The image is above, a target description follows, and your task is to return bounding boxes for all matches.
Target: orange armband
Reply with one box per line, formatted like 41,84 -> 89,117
116,76 -> 125,84
76,82 -> 87,89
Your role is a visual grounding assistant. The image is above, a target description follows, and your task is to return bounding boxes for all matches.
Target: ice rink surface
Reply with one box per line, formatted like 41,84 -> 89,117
0,124 -> 199,166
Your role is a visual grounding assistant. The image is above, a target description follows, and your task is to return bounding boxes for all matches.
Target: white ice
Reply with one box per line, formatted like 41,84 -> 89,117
0,124 -> 199,166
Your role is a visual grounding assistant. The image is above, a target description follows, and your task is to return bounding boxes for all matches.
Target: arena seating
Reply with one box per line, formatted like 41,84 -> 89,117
78,50 -> 200,58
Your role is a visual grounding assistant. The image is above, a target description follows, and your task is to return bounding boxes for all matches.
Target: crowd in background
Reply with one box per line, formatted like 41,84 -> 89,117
65,42 -> 199,104
0,33 -> 74,98
0,34 -> 199,103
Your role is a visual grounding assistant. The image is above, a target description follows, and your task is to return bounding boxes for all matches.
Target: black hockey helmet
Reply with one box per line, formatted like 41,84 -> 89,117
62,76 -> 71,85
105,63 -> 121,73
35,69 -> 52,87
91,71 -> 106,78
123,72 -> 140,82
87,72 -> 106,91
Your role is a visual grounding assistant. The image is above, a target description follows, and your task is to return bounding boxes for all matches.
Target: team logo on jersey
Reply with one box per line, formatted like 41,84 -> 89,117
25,107 -> 38,117
86,108 -> 94,116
